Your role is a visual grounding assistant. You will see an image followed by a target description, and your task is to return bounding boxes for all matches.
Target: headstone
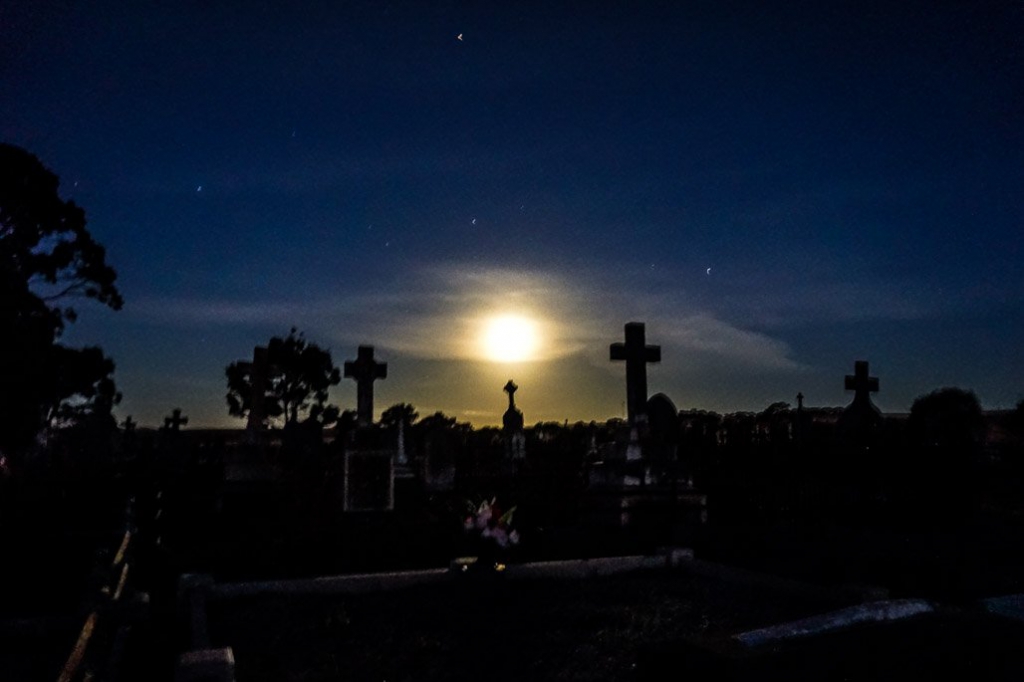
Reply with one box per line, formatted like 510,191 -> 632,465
164,408 -> 189,431
396,419 -> 408,466
837,360 -> 883,447
422,431 -> 456,492
343,346 -> 387,428
502,380 -> 526,461
343,450 -> 394,511
610,322 -> 661,425
646,393 -> 679,453
625,427 -> 643,462
644,392 -> 680,485
845,361 -> 879,408
238,346 -> 271,437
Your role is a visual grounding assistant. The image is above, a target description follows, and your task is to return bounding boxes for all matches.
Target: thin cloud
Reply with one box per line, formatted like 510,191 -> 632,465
129,261 -> 806,371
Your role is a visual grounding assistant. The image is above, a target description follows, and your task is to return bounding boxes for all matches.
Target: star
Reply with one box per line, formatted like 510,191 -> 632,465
457,33 -> 463,41
706,267 -> 712,275
196,185 -> 203,192
471,218 -> 477,225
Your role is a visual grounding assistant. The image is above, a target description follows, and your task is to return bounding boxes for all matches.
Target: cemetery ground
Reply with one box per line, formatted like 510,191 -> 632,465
205,568 -> 857,682
143,466 -> 1024,680
6,448 -> 1024,680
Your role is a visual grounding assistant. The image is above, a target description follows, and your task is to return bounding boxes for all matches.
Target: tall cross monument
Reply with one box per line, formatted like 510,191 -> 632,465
502,380 -> 525,460
610,322 -> 661,425
344,345 -> 387,427
845,360 -> 879,409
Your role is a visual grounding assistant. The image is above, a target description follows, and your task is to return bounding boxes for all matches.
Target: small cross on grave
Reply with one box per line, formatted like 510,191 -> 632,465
845,360 -> 879,407
164,408 -> 188,432
121,416 -> 136,432
503,380 -> 525,461
504,380 -> 518,410
344,345 -> 387,427
610,322 -> 661,424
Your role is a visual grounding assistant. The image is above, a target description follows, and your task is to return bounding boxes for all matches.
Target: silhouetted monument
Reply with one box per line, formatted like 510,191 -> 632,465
344,450 -> 394,512
610,322 -> 661,425
236,345 -> 273,440
838,360 -> 883,447
846,361 -> 878,405
396,419 -> 408,466
344,345 -> 387,428
502,380 -> 526,460
163,408 -> 188,432
646,393 -> 680,458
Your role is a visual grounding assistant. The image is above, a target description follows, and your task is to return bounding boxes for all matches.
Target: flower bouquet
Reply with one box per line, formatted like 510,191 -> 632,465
460,497 -> 520,572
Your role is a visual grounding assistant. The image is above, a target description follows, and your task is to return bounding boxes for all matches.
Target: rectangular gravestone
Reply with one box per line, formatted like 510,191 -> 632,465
422,435 -> 456,492
343,450 -> 394,511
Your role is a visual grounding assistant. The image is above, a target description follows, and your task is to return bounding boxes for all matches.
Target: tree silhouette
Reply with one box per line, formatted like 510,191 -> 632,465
904,387 -> 985,520
908,387 -> 985,451
415,411 -> 457,434
225,329 -> 341,427
1,144 -> 123,456
381,403 -> 419,430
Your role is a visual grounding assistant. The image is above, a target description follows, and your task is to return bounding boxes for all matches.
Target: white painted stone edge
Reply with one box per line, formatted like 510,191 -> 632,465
207,550 -> 694,599
980,594 -> 1024,622
733,599 -> 935,648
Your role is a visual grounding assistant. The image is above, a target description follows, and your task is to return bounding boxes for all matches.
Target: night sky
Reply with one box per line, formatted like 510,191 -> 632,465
3,1 -> 1022,427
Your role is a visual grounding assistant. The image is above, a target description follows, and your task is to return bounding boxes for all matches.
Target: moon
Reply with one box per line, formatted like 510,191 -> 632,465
481,315 -> 540,363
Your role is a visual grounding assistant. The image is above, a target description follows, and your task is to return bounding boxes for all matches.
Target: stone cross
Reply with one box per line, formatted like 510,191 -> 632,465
610,322 -> 661,424
844,360 -> 879,406
344,345 -> 387,427
237,346 -> 272,434
164,408 -> 188,431
121,415 -> 136,432
504,380 -> 518,410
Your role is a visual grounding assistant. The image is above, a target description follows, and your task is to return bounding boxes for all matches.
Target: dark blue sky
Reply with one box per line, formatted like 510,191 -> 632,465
3,1 -> 1022,426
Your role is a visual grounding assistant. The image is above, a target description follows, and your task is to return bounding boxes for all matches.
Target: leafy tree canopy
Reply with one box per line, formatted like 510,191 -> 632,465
908,387 -> 985,449
381,403 -> 419,430
225,328 -> 341,427
416,411 -> 457,433
1,144 -> 122,456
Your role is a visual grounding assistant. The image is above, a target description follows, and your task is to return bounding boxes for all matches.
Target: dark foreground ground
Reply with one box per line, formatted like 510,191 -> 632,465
208,568 -> 851,682
204,567 -> 1024,682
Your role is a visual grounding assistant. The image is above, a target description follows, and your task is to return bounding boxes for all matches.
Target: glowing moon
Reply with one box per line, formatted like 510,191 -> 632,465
481,315 -> 540,363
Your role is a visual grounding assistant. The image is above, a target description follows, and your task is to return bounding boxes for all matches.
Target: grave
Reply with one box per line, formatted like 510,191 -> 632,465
235,346 -> 272,441
163,408 -> 189,432
421,427 -> 456,493
610,322 -> 661,425
343,450 -> 394,512
591,327 -> 705,538
223,346 -> 280,501
836,360 -> 883,448
343,345 -> 387,428
502,380 -> 526,462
